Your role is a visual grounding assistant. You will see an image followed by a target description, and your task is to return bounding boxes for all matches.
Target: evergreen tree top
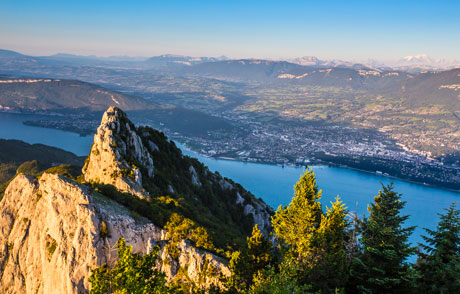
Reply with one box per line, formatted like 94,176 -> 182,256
419,202 -> 460,258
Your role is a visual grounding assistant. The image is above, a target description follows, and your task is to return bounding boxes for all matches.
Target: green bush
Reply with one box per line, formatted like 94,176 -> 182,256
89,238 -> 173,294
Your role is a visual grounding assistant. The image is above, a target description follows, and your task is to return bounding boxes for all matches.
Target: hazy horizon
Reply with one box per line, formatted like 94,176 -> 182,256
2,47 -> 459,67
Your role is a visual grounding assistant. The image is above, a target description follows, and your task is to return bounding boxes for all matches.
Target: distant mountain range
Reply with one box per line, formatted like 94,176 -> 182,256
1,48 -> 458,72
145,54 -> 228,67
396,54 -> 460,67
2,48 -> 460,113
0,49 -> 229,69
2,49 -> 460,105
286,56 -> 373,70
286,54 -> 460,72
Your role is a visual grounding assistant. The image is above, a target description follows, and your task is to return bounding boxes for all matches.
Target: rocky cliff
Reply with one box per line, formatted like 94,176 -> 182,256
0,106 -> 272,293
83,107 -> 154,198
0,173 -> 229,293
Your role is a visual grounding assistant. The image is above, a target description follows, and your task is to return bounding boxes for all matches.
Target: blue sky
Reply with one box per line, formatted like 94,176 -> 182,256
1,0 -> 459,61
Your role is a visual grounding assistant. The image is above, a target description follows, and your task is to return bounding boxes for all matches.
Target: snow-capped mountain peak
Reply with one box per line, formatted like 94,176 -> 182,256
289,56 -> 320,66
401,54 -> 434,64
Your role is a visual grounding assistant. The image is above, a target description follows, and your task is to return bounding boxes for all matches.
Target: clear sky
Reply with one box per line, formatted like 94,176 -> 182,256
1,0 -> 460,61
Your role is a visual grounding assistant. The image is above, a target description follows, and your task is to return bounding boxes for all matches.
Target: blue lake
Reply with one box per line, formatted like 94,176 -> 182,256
1,112 -> 460,255
0,113 -> 93,156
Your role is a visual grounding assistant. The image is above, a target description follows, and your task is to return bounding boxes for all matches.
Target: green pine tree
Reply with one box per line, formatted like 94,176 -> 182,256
416,203 -> 460,293
246,224 -> 275,277
272,168 -> 349,293
348,183 -> 416,294
313,197 -> 349,292
89,237 -> 172,294
272,168 -> 322,262
228,224 -> 275,292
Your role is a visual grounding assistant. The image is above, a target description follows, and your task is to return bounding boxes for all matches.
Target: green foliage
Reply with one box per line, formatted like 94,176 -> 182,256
41,164 -> 82,181
272,168 -> 322,256
165,213 -> 215,252
171,260 -> 222,293
89,238 -> 172,294
16,160 -> 44,175
132,213 -> 218,293
416,203 -> 460,293
348,183 -> 416,294
249,264 -> 315,294
271,168 -> 349,292
312,198 -> 348,292
0,162 -> 17,183
246,225 -> 274,274
227,224 -> 275,292
91,183 -> 172,227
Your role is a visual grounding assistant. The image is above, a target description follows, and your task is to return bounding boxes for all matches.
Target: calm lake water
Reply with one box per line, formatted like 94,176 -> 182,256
1,112 -> 460,254
0,113 -> 93,156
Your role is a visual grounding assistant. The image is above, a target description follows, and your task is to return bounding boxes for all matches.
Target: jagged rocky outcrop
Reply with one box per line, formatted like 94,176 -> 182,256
83,106 -> 154,198
82,106 -> 273,236
0,106 -> 272,293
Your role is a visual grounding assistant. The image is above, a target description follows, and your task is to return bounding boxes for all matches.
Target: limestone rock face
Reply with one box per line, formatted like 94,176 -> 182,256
243,200 -> 272,236
0,173 -> 229,294
0,173 -> 101,294
189,165 -> 201,187
83,106 -> 154,198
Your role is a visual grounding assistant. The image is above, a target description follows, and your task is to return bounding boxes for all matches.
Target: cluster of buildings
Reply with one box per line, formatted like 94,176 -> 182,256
165,112 -> 460,190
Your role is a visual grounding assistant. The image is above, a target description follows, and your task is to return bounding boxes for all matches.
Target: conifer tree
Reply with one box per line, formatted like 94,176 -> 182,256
313,198 -> 349,292
246,224 -> 274,276
272,168 -> 322,261
272,168 -> 349,292
416,203 -> 460,293
348,184 -> 416,294
228,224 -> 275,292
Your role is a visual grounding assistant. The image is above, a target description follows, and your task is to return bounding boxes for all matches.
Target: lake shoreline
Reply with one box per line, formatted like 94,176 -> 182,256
177,141 -> 460,194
